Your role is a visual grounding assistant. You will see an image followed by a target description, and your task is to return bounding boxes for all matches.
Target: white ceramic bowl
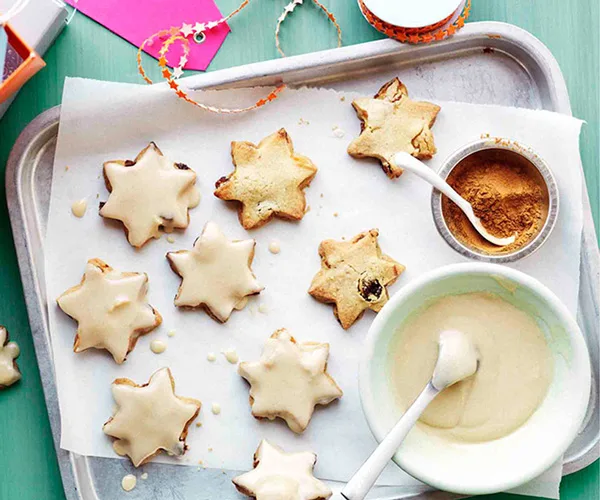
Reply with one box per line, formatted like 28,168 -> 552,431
360,263 -> 591,495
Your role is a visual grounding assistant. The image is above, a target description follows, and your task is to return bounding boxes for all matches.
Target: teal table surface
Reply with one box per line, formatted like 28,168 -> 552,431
0,1 -> 598,499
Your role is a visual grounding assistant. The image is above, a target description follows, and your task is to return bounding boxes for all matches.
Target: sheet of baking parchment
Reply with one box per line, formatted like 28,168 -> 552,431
45,77 -> 584,497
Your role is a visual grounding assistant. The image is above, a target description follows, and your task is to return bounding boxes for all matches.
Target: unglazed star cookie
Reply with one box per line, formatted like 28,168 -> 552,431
0,326 -> 21,389
103,367 -> 200,467
347,78 -> 441,178
238,329 -> 342,433
167,222 -> 264,322
214,129 -> 317,229
57,258 -> 162,363
308,229 -> 405,329
100,142 -> 200,247
233,440 -> 332,500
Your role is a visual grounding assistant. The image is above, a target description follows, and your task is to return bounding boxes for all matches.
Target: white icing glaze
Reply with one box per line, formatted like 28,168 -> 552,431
121,474 -> 137,492
71,199 -> 87,218
222,349 -> 239,364
100,143 -> 200,247
233,440 -> 332,500
103,368 -> 200,467
167,222 -> 263,322
57,260 -> 160,364
150,339 -> 167,354
238,329 -> 342,433
0,327 -> 21,388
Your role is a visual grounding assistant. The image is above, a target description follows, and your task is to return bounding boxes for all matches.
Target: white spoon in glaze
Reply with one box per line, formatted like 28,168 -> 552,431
341,330 -> 479,500
393,152 -> 516,247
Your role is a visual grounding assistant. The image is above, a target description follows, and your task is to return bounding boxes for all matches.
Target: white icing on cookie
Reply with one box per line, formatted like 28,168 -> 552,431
57,259 -> 162,364
0,327 -> 21,388
100,143 -> 200,247
238,329 -> 342,433
167,222 -> 264,322
233,440 -> 332,500
103,367 -> 201,467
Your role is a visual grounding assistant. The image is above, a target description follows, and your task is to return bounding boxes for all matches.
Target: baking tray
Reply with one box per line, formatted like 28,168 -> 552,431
5,21 -> 599,500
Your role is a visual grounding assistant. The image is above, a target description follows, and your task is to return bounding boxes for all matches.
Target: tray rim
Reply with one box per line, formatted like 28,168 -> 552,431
5,20 -> 599,500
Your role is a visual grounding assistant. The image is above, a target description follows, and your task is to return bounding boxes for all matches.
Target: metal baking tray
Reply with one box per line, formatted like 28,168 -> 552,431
6,21 -> 599,500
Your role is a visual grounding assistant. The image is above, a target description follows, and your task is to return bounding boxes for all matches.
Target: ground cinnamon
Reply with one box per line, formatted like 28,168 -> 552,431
442,150 -> 549,254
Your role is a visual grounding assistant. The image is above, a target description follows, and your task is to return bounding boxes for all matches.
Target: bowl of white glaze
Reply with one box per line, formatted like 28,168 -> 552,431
359,263 -> 591,495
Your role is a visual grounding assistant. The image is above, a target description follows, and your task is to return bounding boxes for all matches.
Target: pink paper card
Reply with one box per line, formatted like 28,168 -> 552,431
66,0 -> 230,71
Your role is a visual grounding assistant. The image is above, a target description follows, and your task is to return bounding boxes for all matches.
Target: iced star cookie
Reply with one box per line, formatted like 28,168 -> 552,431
167,222 -> 264,322
233,440 -> 331,500
214,129 -> 317,229
238,329 -> 342,433
0,327 -> 21,389
57,258 -> 162,364
347,78 -> 441,178
100,142 -> 200,247
308,229 -> 405,329
103,367 -> 201,467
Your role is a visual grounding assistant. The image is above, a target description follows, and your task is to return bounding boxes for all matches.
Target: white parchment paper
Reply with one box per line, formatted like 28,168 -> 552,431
45,77 -> 584,497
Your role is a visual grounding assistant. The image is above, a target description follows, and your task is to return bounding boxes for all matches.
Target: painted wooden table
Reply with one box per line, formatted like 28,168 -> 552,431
0,1 -> 597,499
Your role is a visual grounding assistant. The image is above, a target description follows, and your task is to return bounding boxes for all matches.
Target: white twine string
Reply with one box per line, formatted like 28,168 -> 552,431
0,0 -> 30,25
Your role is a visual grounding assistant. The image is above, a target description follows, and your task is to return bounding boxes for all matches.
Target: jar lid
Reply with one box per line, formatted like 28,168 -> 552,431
362,0 -> 463,29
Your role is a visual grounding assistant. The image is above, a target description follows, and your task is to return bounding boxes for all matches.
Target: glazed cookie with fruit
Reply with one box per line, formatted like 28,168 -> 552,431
57,258 -> 162,364
167,221 -> 263,322
308,229 -> 405,329
103,367 -> 201,467
233,440 -> 332,500
238,329 -> 342,433
347,78 -> 441,178
214,129 -> 317,229
0,326 -> 21,389
100,142 -> 200,247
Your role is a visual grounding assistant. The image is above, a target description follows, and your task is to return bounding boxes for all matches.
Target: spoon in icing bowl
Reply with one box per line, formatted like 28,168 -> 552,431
341,330 -> 479,500
393,152 -> 516,247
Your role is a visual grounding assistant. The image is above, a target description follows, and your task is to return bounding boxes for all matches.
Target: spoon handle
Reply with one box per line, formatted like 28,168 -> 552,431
341,382 -> 439,500
393,152 -> 474,217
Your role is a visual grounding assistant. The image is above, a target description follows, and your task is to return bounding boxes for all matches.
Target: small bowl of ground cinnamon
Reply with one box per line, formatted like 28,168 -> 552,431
431,139 -> 558,262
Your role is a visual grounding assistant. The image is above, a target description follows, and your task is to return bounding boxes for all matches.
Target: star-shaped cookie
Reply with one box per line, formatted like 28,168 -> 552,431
308,229 -> 405,329
347,78 -> 441,178
0,326 -> 21,389
167,222 -> 264,322
100,142 -> 200,247
214,129 -> 317,229
238,329 -> 342,433
233,440 -> 332,500
57,258 -> 162,364
103,367 -> 201,467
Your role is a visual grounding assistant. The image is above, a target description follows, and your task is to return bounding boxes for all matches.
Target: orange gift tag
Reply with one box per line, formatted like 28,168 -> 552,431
0,22 -> 45,104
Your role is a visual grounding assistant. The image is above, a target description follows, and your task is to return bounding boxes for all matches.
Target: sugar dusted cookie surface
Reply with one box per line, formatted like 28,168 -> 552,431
167,222 -> 263,322
238,329 -> 342,433
100,142 -> 200,247
347,78 -> 441,178
103,367 -> 200,467
57,258 -> 162,363
214,129 -> 317,229
233,440 -> 332,500
0,326 -> 21,389
308,229 -> 405,329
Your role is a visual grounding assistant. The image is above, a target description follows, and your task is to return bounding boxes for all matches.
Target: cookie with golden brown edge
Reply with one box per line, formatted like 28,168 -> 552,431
214,129 -> 317,229
103,367 -> 201,467
167,221 -> 264,322
100,142 -> 200,247
347,78 -> 441,178
233,440 -> 332,500
238,329 -> 342,433
0,326 -> 21,389
56,258 -> 162,364
308,229 -> 405,329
